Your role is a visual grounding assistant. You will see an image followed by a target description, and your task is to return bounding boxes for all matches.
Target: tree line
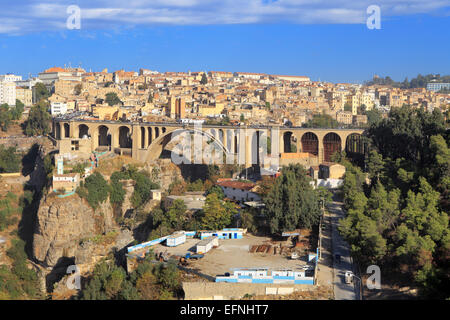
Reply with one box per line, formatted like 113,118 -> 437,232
338,105 -> 449,299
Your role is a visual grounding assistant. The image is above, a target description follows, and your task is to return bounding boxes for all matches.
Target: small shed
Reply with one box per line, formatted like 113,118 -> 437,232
166,232 -> 186,247
196,236 -> 219,254
151,189 -> 162,201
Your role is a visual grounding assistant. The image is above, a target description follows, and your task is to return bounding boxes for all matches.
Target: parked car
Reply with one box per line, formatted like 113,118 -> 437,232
345,271 -> 353,284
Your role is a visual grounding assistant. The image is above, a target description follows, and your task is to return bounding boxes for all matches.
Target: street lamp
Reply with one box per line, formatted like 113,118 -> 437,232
350,273 -> 363,300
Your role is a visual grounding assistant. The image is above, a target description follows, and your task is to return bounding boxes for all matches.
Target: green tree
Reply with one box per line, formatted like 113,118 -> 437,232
105,92 -> 122,106
0,145 -> 21,173
303,113 -> 339,128
131,171 -> 159,208
24,100 -> 51,136
80,172 -> 110,209
200,73 -> 208,85
201,193 -> 236,230
366,150 -> 385,183
0,103 -> 12,131
205,185 -> 225,200
263,164 -> 321,234
12,99 -> 25,120
165,199 -> 187,230
33,83 -> 49,102
365,108 -> 382,126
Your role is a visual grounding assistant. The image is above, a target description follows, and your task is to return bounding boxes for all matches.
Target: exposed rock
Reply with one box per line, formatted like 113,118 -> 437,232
120,179 -> 135,217
32,193 -> 115,267
144,159 -> 184,191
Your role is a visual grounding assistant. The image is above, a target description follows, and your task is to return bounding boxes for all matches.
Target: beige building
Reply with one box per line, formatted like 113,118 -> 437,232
336,111 -> 353,124
52,173 -> 80,192
16,87 -> 33,106
319,163 -> 346,179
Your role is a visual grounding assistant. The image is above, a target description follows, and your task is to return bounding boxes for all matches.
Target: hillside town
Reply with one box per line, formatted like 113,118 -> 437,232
1,68 -> 449,127
0,65 -> 449,302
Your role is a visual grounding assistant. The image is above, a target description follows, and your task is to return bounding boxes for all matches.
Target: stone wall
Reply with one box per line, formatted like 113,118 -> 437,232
182,282 -> 314,300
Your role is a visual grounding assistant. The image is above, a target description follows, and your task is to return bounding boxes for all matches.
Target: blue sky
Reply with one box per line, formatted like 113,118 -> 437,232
0,1 -> 449,83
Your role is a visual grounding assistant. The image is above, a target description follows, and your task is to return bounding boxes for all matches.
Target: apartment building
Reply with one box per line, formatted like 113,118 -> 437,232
38,67 -> 85,91
0,81 -> 16,105
336,110 -> 353,124
16,87 -> 33,106
0,74 -> 22,82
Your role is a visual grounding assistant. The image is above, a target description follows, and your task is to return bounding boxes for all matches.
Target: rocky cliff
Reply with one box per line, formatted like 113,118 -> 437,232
32,193 -> 118,268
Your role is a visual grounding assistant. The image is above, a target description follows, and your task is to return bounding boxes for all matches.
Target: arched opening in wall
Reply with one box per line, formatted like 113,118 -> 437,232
64,123 -> 70,138
209,129 -> 217,139
119,126 -> 132,149
346,133 -> 365,166
218,129 -> 224,145
155,127 -> 160,139
323,132 -> 341,162
162,127 -> 166,134
283,131 -> 295,153
226,129 -> 233,153
234,133 -> 238,154
147,127 -> 152,146
55,123 -> 61,139
301,132 -> 318,156
98,125 -> 111,149
78,124 -> 89,139
140,127 -> 146,148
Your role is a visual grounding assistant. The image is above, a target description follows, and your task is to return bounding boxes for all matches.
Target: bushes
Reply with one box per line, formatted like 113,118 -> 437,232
0,238 -> 41,299
78,172 -> 110,209
0,145 -> 21,173
80,258 -> 181,300
109,167 -> 159,208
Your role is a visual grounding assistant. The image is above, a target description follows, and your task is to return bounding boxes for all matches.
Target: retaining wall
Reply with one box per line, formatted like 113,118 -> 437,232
182,282 -> 314,300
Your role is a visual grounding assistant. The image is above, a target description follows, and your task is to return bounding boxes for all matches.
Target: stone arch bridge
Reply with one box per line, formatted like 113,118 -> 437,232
53,119 -> 365,168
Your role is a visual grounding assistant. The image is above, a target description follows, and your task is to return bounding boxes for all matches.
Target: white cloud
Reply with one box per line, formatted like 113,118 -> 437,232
0,0 -> 448,34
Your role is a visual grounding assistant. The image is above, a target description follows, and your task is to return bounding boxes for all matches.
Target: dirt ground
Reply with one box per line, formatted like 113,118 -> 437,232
151,234 -> 314,278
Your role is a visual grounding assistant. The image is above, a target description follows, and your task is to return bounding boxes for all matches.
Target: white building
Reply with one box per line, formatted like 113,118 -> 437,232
0,81 -> 16,106
216,179 -> 261,203
0,74 -> 22,82
51,102 -> 68,116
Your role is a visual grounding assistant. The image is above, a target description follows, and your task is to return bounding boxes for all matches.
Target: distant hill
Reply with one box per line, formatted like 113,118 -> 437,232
365,74 -> 450,89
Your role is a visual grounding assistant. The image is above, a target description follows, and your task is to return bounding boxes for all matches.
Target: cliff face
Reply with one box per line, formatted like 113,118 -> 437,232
32,193 -> 115,268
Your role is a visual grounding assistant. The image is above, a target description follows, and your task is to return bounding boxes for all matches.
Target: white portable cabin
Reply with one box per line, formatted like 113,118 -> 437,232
196,236 -> 219,254
166,232 -> 186,247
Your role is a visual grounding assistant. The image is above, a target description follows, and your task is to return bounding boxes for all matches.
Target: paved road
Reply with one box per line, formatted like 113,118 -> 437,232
327,200 -> 361,300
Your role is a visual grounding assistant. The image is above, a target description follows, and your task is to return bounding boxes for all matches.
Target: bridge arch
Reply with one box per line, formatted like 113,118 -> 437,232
78,124 -> 89,139
147,127 -> 153,146
144,128 -> 229,163
63,123 -> 70,138
283,131 -> 295,153
301,132 -> 318,156
119,126 -> 132,148
345,133 -> 364,154
98,125 -> 111,148
140,127 -> 146,148
323,132 -> 341,162
55,123 -> 61,139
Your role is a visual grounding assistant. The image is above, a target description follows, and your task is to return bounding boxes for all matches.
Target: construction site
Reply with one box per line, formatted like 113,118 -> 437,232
126,228 -> 318,283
